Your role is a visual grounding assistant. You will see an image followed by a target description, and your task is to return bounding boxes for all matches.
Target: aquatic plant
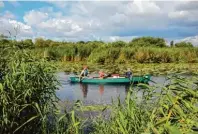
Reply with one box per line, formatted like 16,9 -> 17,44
91,75 -> 198,134
5,37 -> 198,64
0,44 -> 82,134
1,38 -> 198,134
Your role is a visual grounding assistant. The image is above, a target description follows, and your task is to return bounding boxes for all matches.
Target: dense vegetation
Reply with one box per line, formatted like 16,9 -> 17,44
92,76 -> 198,134
2,36 -> 198,75
1,36 -> 197,65
0,37 -> 198,134
0,42 -> 82,133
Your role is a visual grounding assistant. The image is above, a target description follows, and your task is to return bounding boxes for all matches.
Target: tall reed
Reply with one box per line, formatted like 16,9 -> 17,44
91,75 -> 198,134
0,43 -> 82,134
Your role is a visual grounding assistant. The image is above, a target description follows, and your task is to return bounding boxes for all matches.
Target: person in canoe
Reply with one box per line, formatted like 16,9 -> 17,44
125,68 -> 132,79
79,66 -> 89,81
99,70 -> 106,79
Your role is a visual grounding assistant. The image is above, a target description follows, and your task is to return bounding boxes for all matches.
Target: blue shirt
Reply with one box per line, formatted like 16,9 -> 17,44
126,71 -> 132,78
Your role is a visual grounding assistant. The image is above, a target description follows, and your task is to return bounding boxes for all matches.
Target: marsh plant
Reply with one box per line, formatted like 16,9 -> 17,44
91,75 -> 198,134
1,40 -> 198,134
2,37 -> 198,64
0,44 -> 82,134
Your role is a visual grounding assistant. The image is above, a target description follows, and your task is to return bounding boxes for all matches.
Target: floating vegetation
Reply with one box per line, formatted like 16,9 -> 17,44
54,61 -> 198,76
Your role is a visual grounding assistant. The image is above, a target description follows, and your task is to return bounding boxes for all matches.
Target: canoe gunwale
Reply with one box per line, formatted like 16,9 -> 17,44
69,74 -> 151,84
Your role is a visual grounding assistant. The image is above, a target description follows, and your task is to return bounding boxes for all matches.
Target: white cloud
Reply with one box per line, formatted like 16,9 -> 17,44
37,18 -> 82,36
168,10 -> 189,19
107,36 -> 138,42
167,1 -> 198,25
0,1 -> 4,7
175,1 -> 198,11
47,1 -> 71,8
126,0 -> 161,15
175,35 -> 198,46
24,10 -> 49,25
0,17 -> 33,38
19,1 -> 198,41
2,1 -> 198,42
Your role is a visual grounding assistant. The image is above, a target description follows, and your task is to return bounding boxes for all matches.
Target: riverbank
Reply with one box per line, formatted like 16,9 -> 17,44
54,61 -> 198,76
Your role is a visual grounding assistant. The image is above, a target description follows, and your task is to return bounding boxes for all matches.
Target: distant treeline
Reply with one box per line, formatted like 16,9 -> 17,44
0,36 -> 197,64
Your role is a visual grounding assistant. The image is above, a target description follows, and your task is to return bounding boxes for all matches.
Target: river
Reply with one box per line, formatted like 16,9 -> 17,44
56,72 -> 168,105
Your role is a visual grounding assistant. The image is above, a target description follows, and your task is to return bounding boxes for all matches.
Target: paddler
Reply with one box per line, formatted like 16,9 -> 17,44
99,70 -> 106,79
125,68 -> 132,79
79,65 -> 89,81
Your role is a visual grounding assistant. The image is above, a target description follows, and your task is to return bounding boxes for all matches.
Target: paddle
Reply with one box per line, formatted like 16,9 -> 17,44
103,73 -> 111,79
78,75 -> 84,82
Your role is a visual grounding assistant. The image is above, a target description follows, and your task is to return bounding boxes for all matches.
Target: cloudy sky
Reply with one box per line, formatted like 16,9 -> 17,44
0,1 -> 198,44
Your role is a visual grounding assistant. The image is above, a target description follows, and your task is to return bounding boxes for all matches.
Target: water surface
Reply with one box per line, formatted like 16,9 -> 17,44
56,72 -> 167,105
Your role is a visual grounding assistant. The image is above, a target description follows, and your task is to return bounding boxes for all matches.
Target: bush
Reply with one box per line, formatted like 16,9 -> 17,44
129,36 -> 167,47
175,41 -> 193,47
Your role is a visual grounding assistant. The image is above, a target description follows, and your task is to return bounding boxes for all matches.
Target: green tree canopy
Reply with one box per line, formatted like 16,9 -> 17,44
170,40 -> 174,47
111,40 -> 127,47
175,41 -> 193,47
35,38 -> 49,47
22,39 -> 34,48
129,36 -> 167,47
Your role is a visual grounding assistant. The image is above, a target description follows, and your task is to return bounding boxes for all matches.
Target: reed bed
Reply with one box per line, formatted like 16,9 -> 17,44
0,44 -> 83,134
4,38 -> 198,64
1,38 -> 198,134
90,75 -> 198,134
42,47 -> 198,64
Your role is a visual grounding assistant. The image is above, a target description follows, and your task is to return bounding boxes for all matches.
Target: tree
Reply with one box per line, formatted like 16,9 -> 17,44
35,38 -> 48,47
77,41 -> 85,44
22,39 -> 34,48
175,41 -> 193,48
0,34 -> 10,48
111,40 -> 127,47
129,36 -> 167,47
0,34 -> 9,40
170,40 -> 174,47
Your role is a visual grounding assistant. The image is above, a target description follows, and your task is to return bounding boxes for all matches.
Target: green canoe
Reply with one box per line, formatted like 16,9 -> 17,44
70,74 -> 151,84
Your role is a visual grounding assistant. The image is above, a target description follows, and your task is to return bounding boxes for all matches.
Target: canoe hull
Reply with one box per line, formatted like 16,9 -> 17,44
70,75 -> 151,84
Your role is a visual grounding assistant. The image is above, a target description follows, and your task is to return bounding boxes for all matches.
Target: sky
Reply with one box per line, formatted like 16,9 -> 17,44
0,0 -> 198,45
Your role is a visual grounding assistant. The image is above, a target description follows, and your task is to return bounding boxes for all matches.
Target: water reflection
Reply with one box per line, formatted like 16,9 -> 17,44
79,83 -> 131,98
124,84 -> 130,94
99,85 -> 104,95
79,83 -> 88,98
56,72 -> 167,104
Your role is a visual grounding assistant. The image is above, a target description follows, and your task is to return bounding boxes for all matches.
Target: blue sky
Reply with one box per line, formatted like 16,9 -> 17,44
0,1 -> 198,44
